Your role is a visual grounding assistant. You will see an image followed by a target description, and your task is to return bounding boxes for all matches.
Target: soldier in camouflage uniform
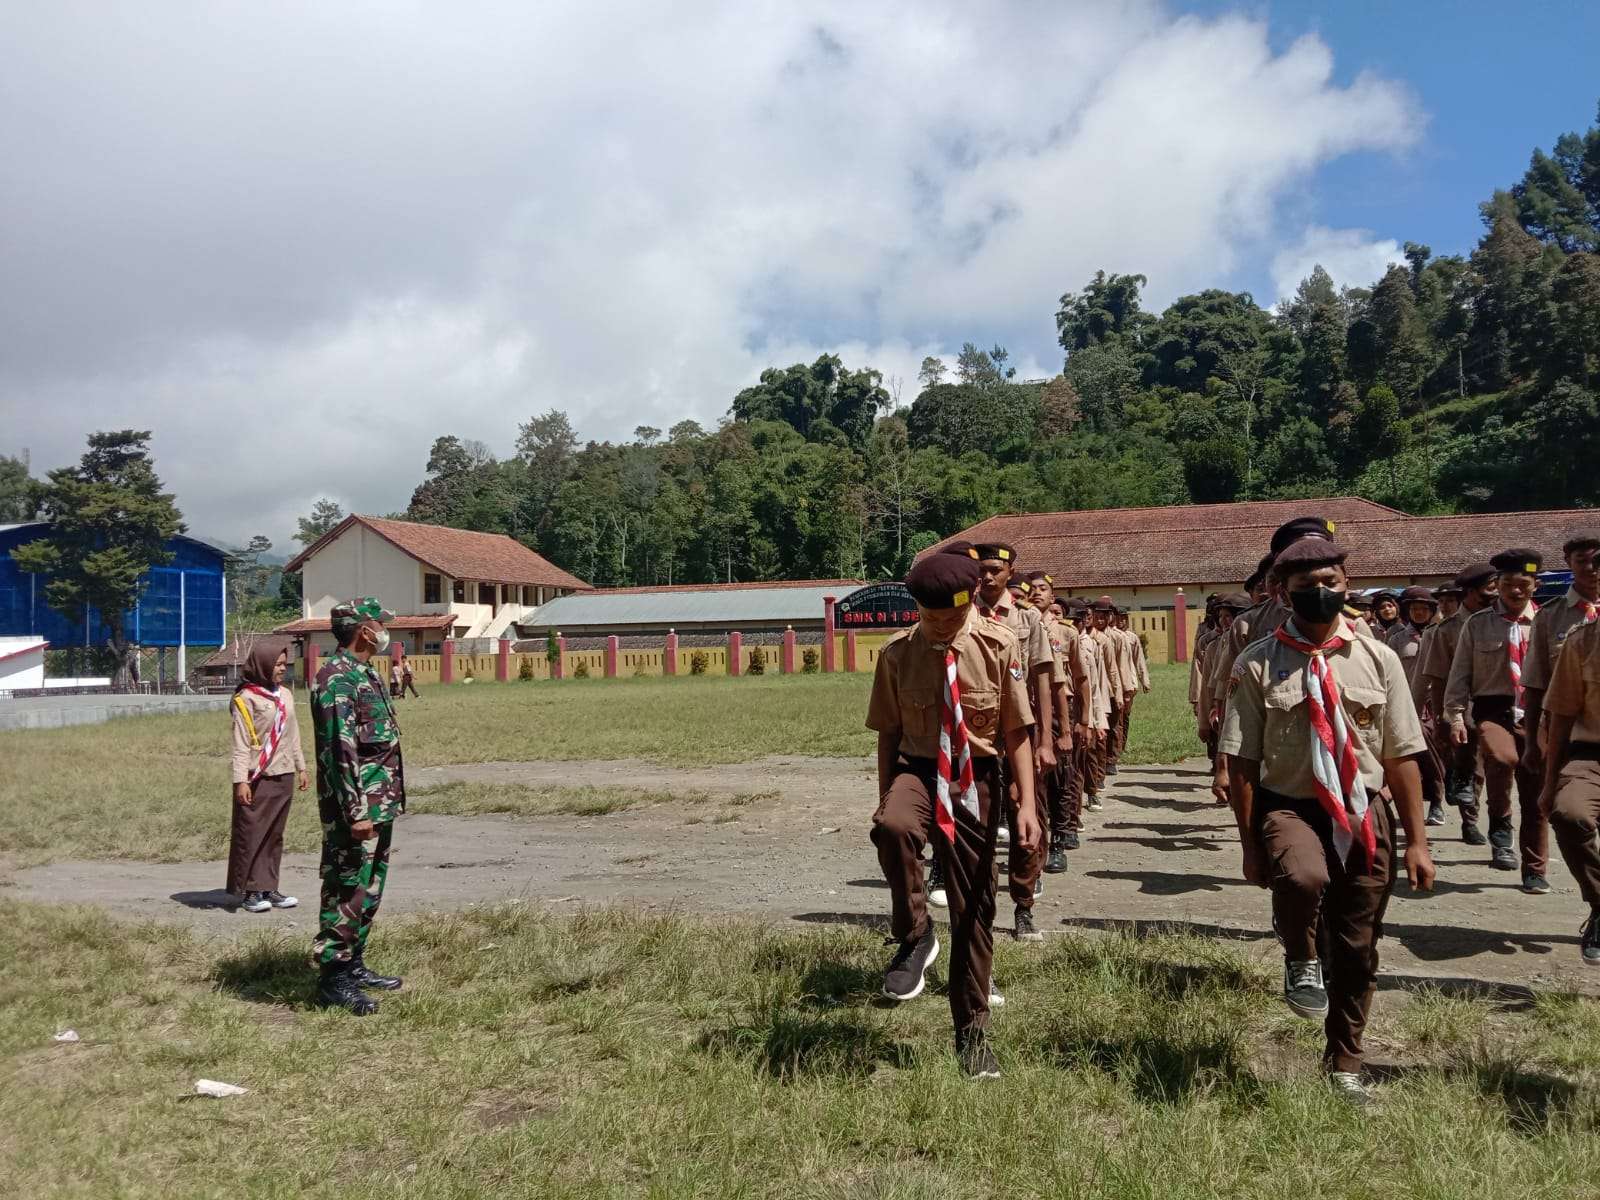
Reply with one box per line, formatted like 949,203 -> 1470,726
310,597 -> 407,1014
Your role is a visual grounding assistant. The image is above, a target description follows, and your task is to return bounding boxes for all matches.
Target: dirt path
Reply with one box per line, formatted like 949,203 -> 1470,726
9,755 -> 1596,995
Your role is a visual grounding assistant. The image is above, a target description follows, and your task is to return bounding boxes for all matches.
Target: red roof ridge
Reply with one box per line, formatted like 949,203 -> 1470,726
963,496 -> 1404,523
581,578 -> 864,596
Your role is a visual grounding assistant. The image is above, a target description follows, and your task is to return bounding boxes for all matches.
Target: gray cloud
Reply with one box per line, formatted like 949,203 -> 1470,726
0,1 -> 1422,549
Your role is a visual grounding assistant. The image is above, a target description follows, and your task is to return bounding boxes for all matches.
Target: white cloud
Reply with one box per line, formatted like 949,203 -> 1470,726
0,1 -> 1423,548
1270,225 -> 1410,302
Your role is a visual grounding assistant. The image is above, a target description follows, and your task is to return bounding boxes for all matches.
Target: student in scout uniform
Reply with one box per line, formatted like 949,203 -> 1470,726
1537,584 -> 1600,966
1086,598 -> 1124,802
1196,594 -> 1249,762
1444,549 -> 1549,890
1190,595 -> 1222,738
228,638 -> 309,913
1043,596 -> 1094,864
868,552 -> 1040,1079
1387,586 -> 1446,826
1520,537 -> 1600,787
1219,536 -> 1434,1106
1372,591 -> 1401,636
958,540 -> 1061,942
1417,564 -> 1498,842
1349,593 -> 1376,627
1113,608 -> 1151,760
310,597 -> 408,1015
1066,598 -> 1111,835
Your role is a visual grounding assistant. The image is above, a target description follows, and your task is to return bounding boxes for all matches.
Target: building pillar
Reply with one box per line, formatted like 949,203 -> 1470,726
728,631 -> 742,676
845,631 -> 858,673
303,641 -> 319,690
440,639 -> 455,685
1173,588 -> 1189,663
822,596 -> 837,673
605,635 -> 619,679
664,629 -> 678,676
781,626 -> 797,675
496,637 -> 511,683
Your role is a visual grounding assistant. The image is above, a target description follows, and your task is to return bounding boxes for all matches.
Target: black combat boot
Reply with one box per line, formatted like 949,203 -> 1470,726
349,953 -> 404,991
1044,837 -> 1068,874
316,964 -> 380,1015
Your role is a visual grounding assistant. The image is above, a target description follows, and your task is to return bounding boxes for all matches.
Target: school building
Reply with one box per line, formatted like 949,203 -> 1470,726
517,579 -> 863,640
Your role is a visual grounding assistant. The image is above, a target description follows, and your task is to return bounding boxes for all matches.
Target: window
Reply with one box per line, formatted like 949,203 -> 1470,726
522,586 -> 535,606
479,583 -> 496,606
424,641 -> 441,654
452,579 -> 465,603
424,573 -> 442,604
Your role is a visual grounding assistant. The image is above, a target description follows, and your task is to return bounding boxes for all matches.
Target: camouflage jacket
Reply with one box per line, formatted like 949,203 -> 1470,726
311,648 -> 405,826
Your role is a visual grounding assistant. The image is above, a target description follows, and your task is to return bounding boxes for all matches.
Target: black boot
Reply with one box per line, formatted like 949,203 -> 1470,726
349,954 -> 404,991
316,964 -> 379,1015
1044,837 -> 1068,874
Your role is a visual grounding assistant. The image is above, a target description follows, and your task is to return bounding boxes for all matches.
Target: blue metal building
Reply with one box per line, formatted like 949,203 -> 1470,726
0,523 -> 228,648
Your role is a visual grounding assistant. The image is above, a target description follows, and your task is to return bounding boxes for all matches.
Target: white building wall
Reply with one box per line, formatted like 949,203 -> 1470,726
301,525 -> 425,619
0,640 -> 46,689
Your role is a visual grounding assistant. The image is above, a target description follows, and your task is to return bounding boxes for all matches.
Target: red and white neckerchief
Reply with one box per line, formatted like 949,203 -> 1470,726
1572,589 -> 1598,625
934,646 -> 980,846
242,684 -> 287,783
1502,603 -> 1537,722
1273,621 -> 1375,867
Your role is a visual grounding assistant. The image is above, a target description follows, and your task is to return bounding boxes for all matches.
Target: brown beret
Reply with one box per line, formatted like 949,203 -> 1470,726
970,542 -> 1018,564
1399,586 -> 1437,605
1455,562 -> 1497,589
905,551 -> 981,609
937,540 -> 981,560
1269,516 -> 1337,558
1216,591 -> 1252,611
1432,581 -> 1463,598
1490,547 -> 1543,576
1273,536 -> 1348,576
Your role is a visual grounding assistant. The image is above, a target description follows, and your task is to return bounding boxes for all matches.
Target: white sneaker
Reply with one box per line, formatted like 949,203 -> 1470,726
1085,795 -> 1103,812
996,821 -> 1010,846
266,891 -> 298,909
989,981 -> 1005,1007
239,893 -> 271,913
926,858 -> 948,908
1329,1071 -> 1374,1107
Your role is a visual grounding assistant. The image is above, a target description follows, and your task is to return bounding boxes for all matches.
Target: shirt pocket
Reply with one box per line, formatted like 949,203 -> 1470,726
962,686 -> 1000,743
1340,684 -> 1388,758
354,690 -> 390,747
1264,675 -> 1306,752
902,687 -> 940,739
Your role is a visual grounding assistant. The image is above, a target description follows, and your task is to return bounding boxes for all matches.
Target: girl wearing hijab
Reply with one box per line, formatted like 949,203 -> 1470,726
228,639 -> 309,912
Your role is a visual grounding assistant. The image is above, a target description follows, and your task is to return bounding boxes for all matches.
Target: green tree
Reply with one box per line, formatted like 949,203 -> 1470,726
515,409 -> 579,540
12,431 -> 182,687
1551,251 -> 1600,385
295,497 -> 345,546
1354,384 -> 1407,495
916,356 -> 948,390
954,342 -> 1003,387
0,453 -> 36,521
730,355 -> 889,448
1507,102 -> 1600,252
1064,342 -> 1140,431
1056,271 -> 1153,353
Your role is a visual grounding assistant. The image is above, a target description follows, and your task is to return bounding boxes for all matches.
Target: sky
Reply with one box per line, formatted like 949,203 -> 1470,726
1,1 -> 1596,552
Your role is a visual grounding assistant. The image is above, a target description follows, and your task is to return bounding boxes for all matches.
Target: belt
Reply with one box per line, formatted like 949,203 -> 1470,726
1568,743 -> 1600,762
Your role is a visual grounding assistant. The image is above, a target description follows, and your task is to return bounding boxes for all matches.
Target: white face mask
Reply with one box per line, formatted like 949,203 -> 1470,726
369,627 -> 391,654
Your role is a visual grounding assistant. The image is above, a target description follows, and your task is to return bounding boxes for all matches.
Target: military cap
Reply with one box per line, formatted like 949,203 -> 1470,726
1562,536 -> 1600,557
937,540 -> 981,560
1455,562 -> 1498,590
1269,516 -> 1337,559
1432,581 -> 1464,598
969,541 -> 1018,564
1272,536 -> 1348,576
1215,591 -> 1252,612
905,551 -> 980,609
1399,585 -> 1438,606
1489,547 -> 1543,576
330,596 -> 395,634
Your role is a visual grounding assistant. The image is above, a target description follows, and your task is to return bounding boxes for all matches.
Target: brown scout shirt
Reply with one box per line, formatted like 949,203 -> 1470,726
1521,588 -> 1600,694
979,591 -> 1064,687
230,686 -> 307,784
1385,621 -> 1432,686
1542,619 -> 1600,745
1444,602 -> 1537,723
1219,616 -> 1426,799
1090,627 -> 1123,701
1190,624 -> 1219,707
866,608 -> 1034,759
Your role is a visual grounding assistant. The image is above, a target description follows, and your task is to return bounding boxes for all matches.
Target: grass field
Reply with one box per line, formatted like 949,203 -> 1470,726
3,901 -> 1598,1199
0,665 -> 1197,866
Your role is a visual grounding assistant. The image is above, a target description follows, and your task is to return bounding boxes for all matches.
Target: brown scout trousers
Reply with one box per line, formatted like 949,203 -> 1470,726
872,756 -> 1000,1036
1473,697 -> 1548,875
1105,700 -> 1124,768
1416,712 -> 1447,810
1117,694 -> 1135,763
1550,749 -> 1600,909
1045,703 -> 1080,840
226,772 -> 294,895
1257,789 -> 1398,1075
1084,719 -> 1108,798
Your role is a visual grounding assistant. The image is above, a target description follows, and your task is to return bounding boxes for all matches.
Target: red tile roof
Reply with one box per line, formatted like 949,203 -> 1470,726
593,578 -> 863,596
930,499 -> 1596,590
273,613 -> 459,635
284,516 -> 590,590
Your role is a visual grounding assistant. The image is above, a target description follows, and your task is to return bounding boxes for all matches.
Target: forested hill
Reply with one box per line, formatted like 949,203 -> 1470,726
386,103 -> 1600,589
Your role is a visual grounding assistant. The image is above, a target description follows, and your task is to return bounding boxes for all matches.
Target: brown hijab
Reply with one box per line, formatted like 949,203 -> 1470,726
237,638 -> 290,693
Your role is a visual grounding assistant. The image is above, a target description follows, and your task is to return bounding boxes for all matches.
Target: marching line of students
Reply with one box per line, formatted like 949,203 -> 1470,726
871,519 -> 1600,1098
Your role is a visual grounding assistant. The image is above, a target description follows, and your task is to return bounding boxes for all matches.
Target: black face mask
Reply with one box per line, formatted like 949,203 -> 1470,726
1289,585 -> 1346,625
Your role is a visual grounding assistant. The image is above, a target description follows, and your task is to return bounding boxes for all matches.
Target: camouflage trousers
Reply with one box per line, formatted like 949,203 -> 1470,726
312,819 -> 393,966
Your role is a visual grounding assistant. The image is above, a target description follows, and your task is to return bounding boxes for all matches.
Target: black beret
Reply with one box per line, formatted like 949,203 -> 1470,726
1272,536 -> 1348,576
1091,594 -> 1115,611
1563,536 -> 1600,557
1009,579 -> 1031,595
1243,569 -> 1264,592
1489,547 -> 1543,575
1349,593 -> 1374,610
1270,516 -> 1337,558
1400,586 -> 1437,605
970,542 -> 1018,563
1025,571 -> 1054,587
1454,562 -> 1498,589
937,540 -> 980,560
1067,597 -> 1091,615
1216,591 -> 1252,611
1371,589 -> 1398,604
905,552 -> 980,609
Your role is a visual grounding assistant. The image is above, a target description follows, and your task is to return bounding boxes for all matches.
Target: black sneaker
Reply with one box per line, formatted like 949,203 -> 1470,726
1033,875 -> 1044,898
1580,910 -> 1600,968
1044,839 -> 1068,874
926,857 -> 948,908
882,927 -> 939,1001
239,892 -> 271,913
1064,829 -> 1081,851
956,1029 -> 1001,1080
315,966 -> 379,1016
1522,873 -> 1550,895
350,956 -> 404,990
1461,822 -> 1487,846
1490,844 -> 1517,871
1085,794 -> 1103,812
1489,822 -> 1513,851
1425,801 -> 1445,827
1014,906 -> 1042,943
1283,958 -> 1329,1018
264,890 -> 298,909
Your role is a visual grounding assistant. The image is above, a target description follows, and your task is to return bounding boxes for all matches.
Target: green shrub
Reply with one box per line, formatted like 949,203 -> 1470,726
690,651 -> 709,675
746,648 -> 766,675
573,660 -> 590,679
801,648 -> 819,673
